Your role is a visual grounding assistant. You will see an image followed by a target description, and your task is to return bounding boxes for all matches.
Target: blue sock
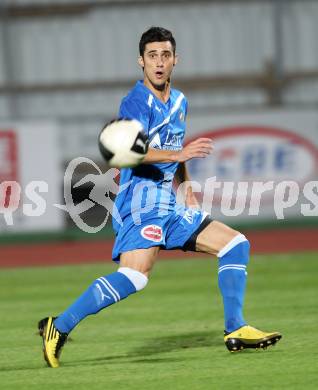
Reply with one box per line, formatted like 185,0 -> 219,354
54,268 -> 148,334
218,234 -> 250,333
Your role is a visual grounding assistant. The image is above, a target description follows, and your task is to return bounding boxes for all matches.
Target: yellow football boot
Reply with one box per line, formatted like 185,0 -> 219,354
38,317 -> 68,368
224,325 -> 282,352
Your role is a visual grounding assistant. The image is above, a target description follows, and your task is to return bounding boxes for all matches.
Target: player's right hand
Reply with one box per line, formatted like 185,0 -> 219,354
177,138 -> 213,162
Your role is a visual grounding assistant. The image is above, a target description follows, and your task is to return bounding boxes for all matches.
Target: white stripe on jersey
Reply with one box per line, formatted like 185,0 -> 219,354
149,93 -> 185,136
149,133 -> 162,148
147,94 -> 154,108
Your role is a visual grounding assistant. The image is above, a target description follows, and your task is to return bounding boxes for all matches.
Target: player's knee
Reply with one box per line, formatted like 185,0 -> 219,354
118,267 -> 149,291
218,233 -> 250,266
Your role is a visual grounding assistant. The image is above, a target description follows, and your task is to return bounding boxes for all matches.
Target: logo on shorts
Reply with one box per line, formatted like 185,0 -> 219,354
141,225 -> 163,242
183,209 -> 194,224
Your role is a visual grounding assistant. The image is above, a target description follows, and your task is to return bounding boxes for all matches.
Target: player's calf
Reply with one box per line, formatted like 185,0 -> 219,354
53,267 -> 148,335
38,268 -> 148,367
217,233 -> 250,333
217,234 -> 282,352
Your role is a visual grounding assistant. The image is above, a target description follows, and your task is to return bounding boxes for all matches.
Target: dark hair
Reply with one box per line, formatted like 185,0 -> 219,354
139,27 -> 176,57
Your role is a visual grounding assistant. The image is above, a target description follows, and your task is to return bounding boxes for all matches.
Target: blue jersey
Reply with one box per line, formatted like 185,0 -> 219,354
113,80 -> 188,232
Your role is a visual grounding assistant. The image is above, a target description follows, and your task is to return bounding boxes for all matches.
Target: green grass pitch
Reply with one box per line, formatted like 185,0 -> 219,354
0,252 -> 317,389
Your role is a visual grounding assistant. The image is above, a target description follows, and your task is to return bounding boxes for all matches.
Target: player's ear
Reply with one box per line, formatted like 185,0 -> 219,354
173,54 -> 179,66
138,56 -> 144,68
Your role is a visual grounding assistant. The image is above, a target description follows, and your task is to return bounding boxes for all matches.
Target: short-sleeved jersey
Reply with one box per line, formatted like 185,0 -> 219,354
113,80 -> 188,233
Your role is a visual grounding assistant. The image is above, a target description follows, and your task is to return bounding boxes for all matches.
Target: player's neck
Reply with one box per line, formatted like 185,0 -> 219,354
143,79 -> 170,104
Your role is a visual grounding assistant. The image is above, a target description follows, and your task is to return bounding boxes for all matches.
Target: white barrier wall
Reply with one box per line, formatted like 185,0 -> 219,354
1,112 -> 316,231
185,109 -> 318,223
0,122 -> 64,232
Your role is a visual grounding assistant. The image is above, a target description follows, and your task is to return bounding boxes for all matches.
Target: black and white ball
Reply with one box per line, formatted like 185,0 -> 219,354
98,119 -> 149,168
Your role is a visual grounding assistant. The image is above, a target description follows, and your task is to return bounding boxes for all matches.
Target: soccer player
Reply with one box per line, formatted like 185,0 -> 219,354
38,27 -> 282,368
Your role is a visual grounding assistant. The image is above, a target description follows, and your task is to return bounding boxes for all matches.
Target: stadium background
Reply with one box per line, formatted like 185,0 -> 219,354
0,1 -> 317,388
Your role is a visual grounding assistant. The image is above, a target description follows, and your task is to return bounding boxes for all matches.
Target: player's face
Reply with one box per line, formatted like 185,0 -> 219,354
138,41 -> 177,91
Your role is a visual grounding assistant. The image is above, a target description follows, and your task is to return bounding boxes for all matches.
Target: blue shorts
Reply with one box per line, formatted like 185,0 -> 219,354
112,205 -> 211,262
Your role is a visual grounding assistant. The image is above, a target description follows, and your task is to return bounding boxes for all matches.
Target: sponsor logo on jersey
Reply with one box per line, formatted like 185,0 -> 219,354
141,224 -> 163,242
163,129 -> 183,150
149,130 -> 184,151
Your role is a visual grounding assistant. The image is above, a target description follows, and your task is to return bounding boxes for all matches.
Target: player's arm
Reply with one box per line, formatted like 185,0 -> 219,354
174,162 -> 200,209
143,137 -> 213,164
119,99 -> 212,164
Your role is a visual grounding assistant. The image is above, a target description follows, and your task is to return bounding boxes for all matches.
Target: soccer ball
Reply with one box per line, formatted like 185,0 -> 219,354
98,119 -> 149,168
